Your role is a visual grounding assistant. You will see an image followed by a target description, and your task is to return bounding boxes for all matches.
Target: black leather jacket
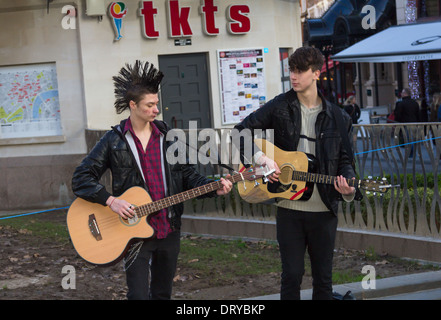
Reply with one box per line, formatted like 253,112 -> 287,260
234,89 -> 361,214
394,96 -> 420,123
72,119 -> 215,230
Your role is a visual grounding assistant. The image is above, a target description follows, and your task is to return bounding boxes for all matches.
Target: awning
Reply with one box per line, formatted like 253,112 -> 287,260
332,20 -> 441,63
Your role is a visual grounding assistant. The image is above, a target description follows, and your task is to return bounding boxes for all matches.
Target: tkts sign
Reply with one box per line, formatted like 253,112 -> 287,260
109,0 -> 251,40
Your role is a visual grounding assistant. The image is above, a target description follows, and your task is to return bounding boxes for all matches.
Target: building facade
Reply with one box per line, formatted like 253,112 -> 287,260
0,0 -> 302,210
301,0 -> 441,110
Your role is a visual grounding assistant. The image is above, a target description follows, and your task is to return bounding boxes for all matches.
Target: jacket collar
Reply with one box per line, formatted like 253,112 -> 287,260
287,88 -> 335,118
114,118 -> 168,136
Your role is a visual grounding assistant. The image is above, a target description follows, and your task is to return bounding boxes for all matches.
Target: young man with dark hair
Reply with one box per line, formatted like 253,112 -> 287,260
233,47 -> 361,300
72,61 -> 232,300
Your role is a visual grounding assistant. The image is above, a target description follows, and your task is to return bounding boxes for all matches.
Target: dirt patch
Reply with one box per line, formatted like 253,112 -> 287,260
0,212 -> 439,300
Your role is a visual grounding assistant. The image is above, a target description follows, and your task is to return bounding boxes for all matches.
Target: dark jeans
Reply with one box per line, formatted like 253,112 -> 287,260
125,231 -> 180,300
276,207 -> 338,300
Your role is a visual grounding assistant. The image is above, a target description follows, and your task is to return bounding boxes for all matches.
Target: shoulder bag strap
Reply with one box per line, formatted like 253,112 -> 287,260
332,105 -> 354,166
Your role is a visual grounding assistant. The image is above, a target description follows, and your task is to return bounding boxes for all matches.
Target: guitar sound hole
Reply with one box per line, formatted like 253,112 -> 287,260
120,215 -> 140,226
279,164 -> 294,185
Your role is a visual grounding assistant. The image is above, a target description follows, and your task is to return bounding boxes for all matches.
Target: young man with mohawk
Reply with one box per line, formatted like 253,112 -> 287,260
72,61 -> 232,300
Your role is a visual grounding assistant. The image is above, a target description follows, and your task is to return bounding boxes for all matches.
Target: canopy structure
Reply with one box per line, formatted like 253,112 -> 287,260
332,20 -> 441,63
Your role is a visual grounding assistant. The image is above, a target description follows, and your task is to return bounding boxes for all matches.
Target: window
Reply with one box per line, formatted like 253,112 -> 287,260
420,0 -> 441,17
280,48 -> 291,93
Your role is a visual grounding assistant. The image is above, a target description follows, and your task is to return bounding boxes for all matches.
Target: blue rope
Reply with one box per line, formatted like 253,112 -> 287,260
354,136 -> 441,156
0,206 -> 69,221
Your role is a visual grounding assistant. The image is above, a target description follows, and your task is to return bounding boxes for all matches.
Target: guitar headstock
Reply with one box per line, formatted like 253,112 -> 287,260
242,165 -> 275,182
360,177 -> 392,194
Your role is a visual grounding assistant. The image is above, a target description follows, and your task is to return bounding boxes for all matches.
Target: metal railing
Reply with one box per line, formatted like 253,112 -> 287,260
184,123 -> 441,238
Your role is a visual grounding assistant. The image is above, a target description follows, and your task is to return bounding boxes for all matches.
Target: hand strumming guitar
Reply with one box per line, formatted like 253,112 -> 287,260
255,153 -> 281,183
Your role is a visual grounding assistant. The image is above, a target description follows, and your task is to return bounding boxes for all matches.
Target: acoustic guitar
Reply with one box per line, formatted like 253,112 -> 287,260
237,139 -> 391,204
67,166 -> 273,266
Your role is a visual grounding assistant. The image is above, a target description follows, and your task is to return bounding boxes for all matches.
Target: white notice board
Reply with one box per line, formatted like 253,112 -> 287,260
217,49 -> 266,125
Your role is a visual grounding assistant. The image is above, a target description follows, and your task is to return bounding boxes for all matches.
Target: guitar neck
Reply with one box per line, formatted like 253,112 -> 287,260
293,170 -> 360,188
135,172 -> 248,217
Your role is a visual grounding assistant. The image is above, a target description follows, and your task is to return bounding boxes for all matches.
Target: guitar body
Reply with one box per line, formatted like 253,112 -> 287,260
67,166 -> 276,266
66,187 -> 154,266
238,139 -> 315,203
238,138 -> 392,203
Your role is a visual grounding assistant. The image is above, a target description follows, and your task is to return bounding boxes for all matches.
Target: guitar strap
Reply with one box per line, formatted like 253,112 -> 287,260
285,90 -> 361,197
284,90 -> 355,165
331,105 -> 363,200
125,131 -> 147,183
331,105 -> 355,166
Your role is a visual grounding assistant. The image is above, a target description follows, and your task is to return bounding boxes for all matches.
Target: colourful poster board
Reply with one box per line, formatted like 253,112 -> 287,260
217,49 -> 266,125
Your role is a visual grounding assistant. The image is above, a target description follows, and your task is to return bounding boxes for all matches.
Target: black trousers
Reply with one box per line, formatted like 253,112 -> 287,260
125,230 -> 180,300
276,207 -> 338,300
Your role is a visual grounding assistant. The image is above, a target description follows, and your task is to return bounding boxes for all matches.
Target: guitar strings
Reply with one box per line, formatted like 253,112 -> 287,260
89,170 -> 260,231
91,165 -> 365,232
93,180 -> 228,229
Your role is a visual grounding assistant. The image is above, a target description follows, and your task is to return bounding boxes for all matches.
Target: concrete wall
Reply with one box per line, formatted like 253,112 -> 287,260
0,154 -> 83,211
0,1 -> 87,158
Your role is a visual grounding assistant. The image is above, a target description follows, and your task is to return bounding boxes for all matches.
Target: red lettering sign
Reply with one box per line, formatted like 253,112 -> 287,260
227,4 -> 251,34
167,0 -> 193,37
140,1 -> 159,38
136,1 -> 251,39
201,0 -> 219,35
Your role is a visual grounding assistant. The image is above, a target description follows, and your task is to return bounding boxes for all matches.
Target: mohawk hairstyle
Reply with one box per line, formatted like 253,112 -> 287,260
112,60 -> 164,114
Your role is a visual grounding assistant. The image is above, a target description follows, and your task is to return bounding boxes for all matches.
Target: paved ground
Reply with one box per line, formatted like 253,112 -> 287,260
248,270 -> 441,300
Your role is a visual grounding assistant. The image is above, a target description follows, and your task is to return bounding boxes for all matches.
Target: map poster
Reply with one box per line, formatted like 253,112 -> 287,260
217,49 -> 266,125
0,63 -> 62,139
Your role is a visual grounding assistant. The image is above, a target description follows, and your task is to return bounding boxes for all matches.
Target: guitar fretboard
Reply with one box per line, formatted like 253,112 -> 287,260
134,170 -> 258,218
292,170 -> 360,187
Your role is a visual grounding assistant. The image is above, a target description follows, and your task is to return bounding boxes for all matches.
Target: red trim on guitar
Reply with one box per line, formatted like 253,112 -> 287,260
290,187 -> 307,200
